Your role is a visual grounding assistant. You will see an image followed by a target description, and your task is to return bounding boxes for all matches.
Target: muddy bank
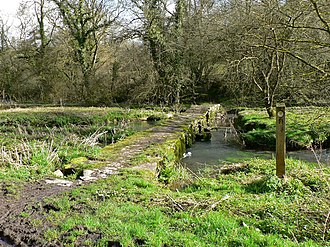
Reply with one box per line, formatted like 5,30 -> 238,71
0,182 -> 72,246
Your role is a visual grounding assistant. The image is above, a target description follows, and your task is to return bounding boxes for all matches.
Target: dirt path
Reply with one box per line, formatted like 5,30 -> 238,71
0,104 -> 220,246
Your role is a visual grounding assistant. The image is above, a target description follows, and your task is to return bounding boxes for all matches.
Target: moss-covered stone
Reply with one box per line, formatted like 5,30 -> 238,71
62,157 -> 89,177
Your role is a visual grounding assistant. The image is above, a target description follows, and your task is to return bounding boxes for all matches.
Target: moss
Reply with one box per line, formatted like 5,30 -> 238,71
183,125 -> 195,148
1,182 -> 23,198
174,133 -> 187,159
98,132 -> 148,161
69,157 -> 89,165
62,157 -> 90,177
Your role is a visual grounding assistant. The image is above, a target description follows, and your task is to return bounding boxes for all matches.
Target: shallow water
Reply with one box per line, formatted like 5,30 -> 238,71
128,120 -> 156,132
0,239 -> 12,247
183,128 -> 330,173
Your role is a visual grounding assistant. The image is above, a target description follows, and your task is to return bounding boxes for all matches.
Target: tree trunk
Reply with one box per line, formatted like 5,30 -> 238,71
265,99 -> 275,118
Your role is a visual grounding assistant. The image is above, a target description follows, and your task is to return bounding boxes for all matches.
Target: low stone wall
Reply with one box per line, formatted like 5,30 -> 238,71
150,104 -> 223,174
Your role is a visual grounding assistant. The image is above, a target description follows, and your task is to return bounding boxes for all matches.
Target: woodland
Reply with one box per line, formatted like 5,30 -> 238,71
0,2 -> 330,245
0,0 -> 329,116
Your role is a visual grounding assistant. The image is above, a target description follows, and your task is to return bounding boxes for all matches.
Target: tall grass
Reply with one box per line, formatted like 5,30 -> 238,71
0,140 -> 59,169
0,129 -> 104,180
0,107 -> 166,180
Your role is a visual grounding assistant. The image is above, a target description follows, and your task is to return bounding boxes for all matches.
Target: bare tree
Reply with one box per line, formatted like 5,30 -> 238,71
0,18 -> 10,52
280,0 -> 330,104
220,0 -> 291,116
51,0 -> 121,102
280,0 -> 330,72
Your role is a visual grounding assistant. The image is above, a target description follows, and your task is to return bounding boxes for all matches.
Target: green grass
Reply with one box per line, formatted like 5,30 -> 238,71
0,107 -> 168,181
2,105 -> 329,246
236,107 -> 330,149
23,158 -> 329,246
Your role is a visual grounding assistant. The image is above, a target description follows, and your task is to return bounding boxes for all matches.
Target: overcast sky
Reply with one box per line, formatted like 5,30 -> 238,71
0,0 -> 21,19
0,0 -> 22,37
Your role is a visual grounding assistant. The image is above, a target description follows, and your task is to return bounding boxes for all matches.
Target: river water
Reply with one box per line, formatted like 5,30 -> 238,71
183,128 -> 330,173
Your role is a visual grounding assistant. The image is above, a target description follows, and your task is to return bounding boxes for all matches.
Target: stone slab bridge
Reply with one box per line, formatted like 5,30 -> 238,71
46,104 -> 223,186
0,104 -> 223,246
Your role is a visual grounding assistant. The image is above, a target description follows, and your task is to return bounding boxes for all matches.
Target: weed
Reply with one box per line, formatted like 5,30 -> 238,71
19,212 -> 30,218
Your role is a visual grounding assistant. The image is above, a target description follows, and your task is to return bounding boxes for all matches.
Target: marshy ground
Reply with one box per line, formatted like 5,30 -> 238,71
0,105 -> 329,246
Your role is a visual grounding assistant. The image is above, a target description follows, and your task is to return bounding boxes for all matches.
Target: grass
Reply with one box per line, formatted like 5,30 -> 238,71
1,105 -> 329,246
236,107 -> 330,150
14,157 -> 327,246
0,106 -> 168,181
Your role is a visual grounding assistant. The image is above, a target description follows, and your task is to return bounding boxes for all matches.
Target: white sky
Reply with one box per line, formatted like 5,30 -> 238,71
0,0 -> 22,21
0,0 -> 22,37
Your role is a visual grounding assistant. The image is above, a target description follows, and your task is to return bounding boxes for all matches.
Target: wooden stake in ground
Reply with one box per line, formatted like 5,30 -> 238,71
276,103 -> 286,178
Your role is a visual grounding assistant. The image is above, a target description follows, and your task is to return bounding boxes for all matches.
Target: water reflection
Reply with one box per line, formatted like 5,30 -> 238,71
183,128 -> 329,173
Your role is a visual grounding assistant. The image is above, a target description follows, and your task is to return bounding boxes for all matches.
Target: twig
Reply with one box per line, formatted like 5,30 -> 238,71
205,195 -> 230,214
167,195 -> 184,211
323,210 -> 330,241
184,166 -> 201,181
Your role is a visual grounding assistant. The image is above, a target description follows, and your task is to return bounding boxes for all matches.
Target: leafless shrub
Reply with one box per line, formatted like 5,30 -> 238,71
81,130 -> 108,147
0,140 -> 59,168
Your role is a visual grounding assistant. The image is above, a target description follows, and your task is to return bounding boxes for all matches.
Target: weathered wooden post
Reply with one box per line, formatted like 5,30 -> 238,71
276,103 -> 286,178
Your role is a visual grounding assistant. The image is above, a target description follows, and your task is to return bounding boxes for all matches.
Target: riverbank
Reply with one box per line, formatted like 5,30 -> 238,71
234,107 -> 330,151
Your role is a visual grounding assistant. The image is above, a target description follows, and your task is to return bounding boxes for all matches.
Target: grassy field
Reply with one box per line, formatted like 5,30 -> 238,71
235,107 -> 330,150
19,157 -> 329,246
0,107 -> 168,181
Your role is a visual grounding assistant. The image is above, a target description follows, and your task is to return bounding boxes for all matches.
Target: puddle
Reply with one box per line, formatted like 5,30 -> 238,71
183,128 -> 329,173
128,120 -> 157,132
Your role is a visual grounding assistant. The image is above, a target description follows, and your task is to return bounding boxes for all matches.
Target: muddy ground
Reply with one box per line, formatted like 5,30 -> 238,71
0,181 -> 73,246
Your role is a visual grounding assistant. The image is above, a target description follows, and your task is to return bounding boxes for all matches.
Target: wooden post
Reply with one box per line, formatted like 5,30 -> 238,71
276,103 -> 286,178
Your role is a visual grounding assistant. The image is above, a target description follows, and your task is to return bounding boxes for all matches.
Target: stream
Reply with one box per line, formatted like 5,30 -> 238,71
183,128 -> 330,173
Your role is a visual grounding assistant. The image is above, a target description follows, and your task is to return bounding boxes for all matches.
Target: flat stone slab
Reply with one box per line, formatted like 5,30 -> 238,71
44,179 -> 74,187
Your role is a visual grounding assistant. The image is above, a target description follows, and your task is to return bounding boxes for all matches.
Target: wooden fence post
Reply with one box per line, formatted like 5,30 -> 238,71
276,103 -> 286,178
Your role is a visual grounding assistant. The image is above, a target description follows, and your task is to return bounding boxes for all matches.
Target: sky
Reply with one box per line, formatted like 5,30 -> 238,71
0,0 -> 22,37
0,0 -> 21,16
0,0 -> 21,20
